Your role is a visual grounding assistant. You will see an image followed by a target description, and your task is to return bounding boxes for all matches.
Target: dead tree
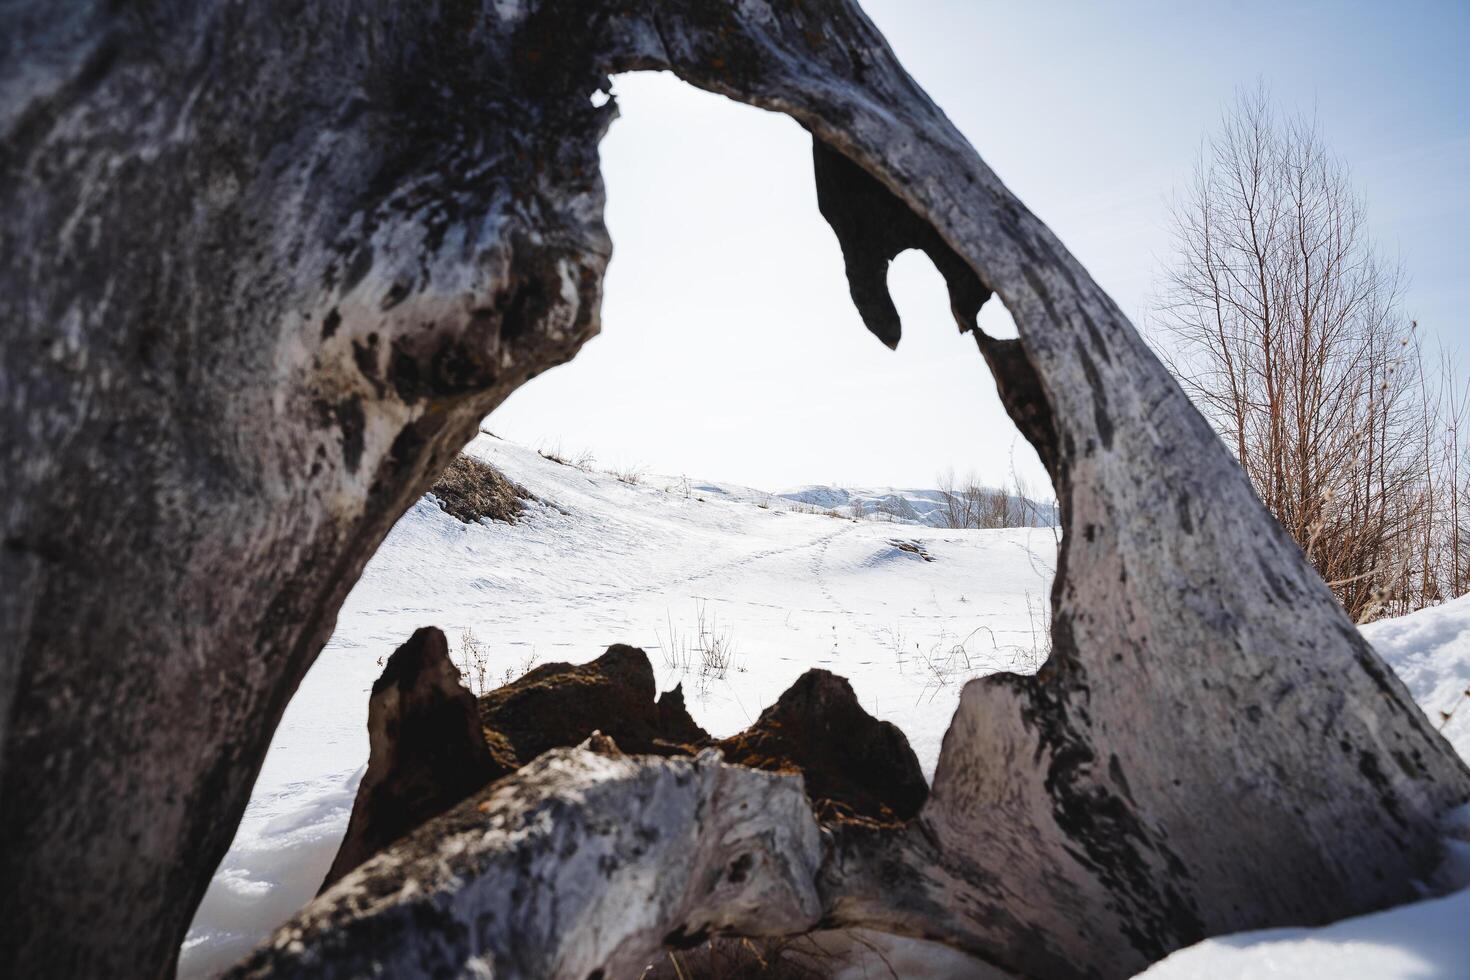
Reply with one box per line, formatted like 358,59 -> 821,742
228,747 -> 828,980
2,2 -> 1466,979
1154,87 -> 1439,621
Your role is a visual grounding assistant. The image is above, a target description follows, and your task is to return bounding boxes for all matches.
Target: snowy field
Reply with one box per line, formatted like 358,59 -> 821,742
179,435 -> 1470,978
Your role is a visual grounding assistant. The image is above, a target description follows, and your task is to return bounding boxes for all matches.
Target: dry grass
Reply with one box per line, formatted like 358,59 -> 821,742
611,463 -> 647,486
499,647 -> 540,687
456,627 -> 491,697
454,627 -> 540,695
642,937 -> 835,979
883,598 -> 1051,704
660,601 -> 741,696
538,441 -> 596,470
429,454 -> 530,525
1440,688 -> 1470,730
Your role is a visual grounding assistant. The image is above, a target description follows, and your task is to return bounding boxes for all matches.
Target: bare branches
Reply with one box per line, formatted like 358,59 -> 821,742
935,470 -> 1048,530
1155,86 -> 1462,621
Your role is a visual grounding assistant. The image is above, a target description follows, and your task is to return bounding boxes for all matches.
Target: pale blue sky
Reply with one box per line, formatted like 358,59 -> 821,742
490,1 -> 1469,493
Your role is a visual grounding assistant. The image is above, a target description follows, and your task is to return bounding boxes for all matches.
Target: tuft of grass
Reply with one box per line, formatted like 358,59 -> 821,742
500,647 -> 540,687
1438,687 -> 1470,730
649,937 -> 837,979
538,441 -> 596,470
454,628 -> 542,695
430,455 -> 531,525
881,602 -> 1050,704
659,600 -> 739,696
611,463 -> 646,486
455,627 -> 491,697
1025,591 -> 1052,666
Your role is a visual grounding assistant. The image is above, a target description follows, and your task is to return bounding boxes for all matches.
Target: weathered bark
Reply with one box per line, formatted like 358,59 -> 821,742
475,643 -> 709,769
3,1 -> 1468,979
715,668 -> 928,826
227,747 -> 826,980
3,4 -> 614,975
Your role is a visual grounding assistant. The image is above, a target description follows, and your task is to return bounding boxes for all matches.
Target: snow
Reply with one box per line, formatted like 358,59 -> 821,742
179,435 -> 1056,977
178,435 -> 1470,979
1362,594 -> 1470,762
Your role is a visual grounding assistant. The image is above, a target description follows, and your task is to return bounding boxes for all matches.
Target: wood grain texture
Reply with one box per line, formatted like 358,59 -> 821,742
3,2 -> 1466,978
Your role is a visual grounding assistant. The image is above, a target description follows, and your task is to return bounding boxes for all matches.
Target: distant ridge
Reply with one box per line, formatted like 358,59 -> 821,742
775,485 -> 1058,528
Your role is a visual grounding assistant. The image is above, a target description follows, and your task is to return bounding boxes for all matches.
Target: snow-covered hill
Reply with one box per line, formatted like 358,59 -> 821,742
774,484 -> 1058,527
178,435 -> 1470,979
1364,597 -> 1470,763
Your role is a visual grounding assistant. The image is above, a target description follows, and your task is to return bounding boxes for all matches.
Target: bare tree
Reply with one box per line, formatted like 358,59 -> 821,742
936,470 -> 1037,529
1154,86 -> 1463,621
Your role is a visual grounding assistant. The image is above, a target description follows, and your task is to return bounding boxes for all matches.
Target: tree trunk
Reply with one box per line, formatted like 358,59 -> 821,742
2,2 -> 1466,978
226,747 -> 827,980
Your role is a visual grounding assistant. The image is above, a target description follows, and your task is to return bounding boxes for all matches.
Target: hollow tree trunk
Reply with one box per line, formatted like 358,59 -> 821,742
624,5 -> 1470,974
1,4 -> 615,975
2,2 -> 1466,979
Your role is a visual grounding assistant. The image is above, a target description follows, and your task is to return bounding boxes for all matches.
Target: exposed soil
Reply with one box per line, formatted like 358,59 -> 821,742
889,539 -> 936,562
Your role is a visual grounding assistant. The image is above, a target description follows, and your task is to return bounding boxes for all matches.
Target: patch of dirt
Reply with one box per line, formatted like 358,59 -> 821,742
428,453 -> 532,524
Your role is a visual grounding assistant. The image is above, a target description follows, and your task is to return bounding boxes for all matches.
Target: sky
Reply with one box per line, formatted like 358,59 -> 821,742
487,0 -> 1470,495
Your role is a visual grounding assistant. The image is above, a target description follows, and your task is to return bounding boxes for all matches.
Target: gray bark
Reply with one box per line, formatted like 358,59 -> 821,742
3,3 -> 614,975
226,747 -> 825,980
2,1 -> 1467,979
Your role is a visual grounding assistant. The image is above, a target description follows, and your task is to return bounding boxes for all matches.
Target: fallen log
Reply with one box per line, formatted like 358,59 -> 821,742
322,633 -> 932,886
229,747 -> 826,980
3,1 -> 1467,977
322,637 -> 713,888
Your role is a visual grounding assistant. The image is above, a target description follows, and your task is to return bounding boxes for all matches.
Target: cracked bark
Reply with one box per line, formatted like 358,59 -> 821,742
3,1 -> 1467,978
228,747 -> 827,980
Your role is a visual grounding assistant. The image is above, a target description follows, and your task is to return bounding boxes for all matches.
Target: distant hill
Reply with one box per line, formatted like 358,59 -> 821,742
775,484 -> 1058,528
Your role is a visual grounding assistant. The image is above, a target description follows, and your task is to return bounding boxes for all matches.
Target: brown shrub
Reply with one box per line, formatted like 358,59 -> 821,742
429,454 -> 530,525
